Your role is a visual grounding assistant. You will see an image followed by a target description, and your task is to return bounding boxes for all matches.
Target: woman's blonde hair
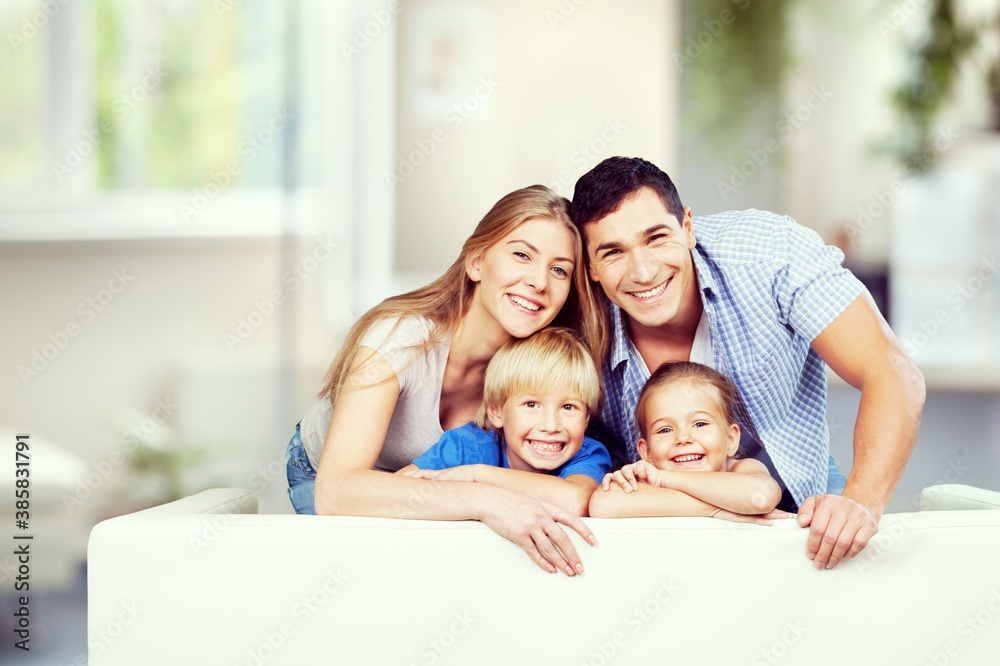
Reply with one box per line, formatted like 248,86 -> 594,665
319,185 -> 606,405
474,327 -> 602,431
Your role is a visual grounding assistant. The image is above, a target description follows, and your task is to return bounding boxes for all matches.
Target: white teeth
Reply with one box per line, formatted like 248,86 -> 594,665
509,295 -> 540,311
630,280 -> 668,300
530,441 -> 564,452
673,454 -> 704,463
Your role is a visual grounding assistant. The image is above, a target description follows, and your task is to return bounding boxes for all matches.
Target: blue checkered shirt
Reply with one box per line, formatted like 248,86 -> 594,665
600,209 -> 864,505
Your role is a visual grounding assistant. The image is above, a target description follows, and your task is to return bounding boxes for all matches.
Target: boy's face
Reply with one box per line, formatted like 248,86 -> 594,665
637,381 -> 739,473
488,392 -> 590,473
582,187 -> 700,332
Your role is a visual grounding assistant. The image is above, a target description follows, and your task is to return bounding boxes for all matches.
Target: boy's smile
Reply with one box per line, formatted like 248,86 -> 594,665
488,392 -> 589,473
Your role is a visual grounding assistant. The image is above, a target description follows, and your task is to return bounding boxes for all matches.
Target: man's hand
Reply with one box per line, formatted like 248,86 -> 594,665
797,494 -> 879,569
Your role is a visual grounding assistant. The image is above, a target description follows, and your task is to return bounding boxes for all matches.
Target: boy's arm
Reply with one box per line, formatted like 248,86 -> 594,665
653,459 -> 782,515
470,466 -> 596,516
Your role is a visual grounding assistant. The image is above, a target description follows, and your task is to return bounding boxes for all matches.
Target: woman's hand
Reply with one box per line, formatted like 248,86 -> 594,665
600,461 -> 662,493
398,465 -> 479,483
479,488 -> 596,576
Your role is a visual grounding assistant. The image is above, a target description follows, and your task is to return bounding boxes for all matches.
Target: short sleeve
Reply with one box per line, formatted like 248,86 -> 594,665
773,217 -> 865,342
557,436 -> 613,483
410,424 -> 500,470
359,317 -> 434,376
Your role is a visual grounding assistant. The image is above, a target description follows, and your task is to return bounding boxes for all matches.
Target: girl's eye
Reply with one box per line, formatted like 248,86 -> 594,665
656,427 -> 672,435
551,265 -> 570,278
693,421 -> 709,428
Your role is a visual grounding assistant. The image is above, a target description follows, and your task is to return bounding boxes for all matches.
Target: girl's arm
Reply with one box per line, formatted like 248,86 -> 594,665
588,481 -> 781,523
315,348 -> 595,575
588,482 -> 719,518
653,459 -> 782,515
605,459 -> 780,515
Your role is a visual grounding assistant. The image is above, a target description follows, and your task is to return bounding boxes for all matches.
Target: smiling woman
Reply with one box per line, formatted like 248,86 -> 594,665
284,184 -> 609,576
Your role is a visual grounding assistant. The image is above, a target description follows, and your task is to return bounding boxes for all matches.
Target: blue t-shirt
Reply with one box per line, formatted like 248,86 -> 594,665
411,422 -> 612,484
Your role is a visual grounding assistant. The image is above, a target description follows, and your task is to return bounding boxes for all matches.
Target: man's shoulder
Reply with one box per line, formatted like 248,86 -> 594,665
692,209 -> 794,260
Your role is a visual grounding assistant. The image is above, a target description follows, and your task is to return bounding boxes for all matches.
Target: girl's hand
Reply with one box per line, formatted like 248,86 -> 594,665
600,461 -> 662,493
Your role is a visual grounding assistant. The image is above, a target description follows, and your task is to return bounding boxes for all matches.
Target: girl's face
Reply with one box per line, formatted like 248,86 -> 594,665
466,217 -> 577,339
637,380 -> 739,472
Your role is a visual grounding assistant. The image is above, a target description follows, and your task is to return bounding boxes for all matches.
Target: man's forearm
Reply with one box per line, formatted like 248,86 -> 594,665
842,351 -> 925,518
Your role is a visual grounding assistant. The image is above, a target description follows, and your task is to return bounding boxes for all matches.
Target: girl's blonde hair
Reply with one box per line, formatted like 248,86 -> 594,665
474,327 -> 602,431
635,361 -> 739,439
319,185 -> 607,405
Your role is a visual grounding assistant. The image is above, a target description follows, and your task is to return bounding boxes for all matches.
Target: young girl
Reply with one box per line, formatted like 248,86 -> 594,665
286,185 -> 606,575
589,361 -> 784,521
396,327 -> 612,516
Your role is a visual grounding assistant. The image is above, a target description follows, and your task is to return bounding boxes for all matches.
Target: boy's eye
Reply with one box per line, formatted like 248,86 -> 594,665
523,401 -> 538,408
561,403 -> 578,411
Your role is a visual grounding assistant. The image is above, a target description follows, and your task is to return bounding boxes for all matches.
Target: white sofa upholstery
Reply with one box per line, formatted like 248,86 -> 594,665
88,488 -> 1000,665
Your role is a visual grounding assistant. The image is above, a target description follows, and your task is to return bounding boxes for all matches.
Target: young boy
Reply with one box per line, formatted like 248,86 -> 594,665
396,328 -> 612,516
589,362 -> 783,521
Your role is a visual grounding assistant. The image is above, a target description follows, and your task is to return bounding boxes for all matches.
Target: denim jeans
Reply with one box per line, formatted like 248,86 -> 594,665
286,424 -> 316,515
827,453 -> 847,496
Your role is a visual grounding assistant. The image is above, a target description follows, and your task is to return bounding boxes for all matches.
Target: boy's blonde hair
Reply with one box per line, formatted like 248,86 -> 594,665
475,327 -> 602,431
636,361 -> 739,440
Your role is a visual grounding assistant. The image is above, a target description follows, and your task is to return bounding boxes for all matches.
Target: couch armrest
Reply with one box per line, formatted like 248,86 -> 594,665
920,483 -> 1000,510
129,488 -> 257,516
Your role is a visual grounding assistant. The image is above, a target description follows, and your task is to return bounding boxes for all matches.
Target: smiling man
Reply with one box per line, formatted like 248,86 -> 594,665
571,156 -> 925,569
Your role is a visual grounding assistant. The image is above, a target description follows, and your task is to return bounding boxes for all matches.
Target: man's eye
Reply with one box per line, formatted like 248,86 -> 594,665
601,249 -> 622,260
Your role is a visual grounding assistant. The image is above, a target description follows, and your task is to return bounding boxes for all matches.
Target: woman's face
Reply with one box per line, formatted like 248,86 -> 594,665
467,217 -> 577,338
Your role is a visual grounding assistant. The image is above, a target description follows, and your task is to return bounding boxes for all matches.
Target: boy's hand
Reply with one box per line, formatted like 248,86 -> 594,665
401,465 -> 479,483
600,461 -> 662,493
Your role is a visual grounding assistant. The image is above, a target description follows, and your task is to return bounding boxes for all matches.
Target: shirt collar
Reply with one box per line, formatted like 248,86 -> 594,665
606,245 -> 716,371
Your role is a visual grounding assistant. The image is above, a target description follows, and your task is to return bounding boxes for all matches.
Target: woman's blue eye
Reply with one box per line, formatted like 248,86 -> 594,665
552,266 -> 569,277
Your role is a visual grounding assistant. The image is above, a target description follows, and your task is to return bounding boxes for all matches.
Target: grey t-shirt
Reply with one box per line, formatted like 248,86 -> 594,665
299,316 -> 450,471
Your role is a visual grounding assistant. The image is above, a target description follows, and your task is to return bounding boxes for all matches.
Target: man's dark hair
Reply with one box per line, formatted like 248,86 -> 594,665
570,156 -> 685,229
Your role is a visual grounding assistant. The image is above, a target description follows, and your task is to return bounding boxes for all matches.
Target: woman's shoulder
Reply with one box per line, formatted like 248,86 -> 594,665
360,315 -> 438,351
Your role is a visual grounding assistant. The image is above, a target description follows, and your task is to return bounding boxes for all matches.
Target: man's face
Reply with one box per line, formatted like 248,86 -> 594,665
582,187 -> 699,331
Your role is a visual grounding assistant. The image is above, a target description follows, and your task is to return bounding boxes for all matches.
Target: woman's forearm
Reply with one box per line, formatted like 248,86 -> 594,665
316,467 -> 498,521
471,466 -> 593,516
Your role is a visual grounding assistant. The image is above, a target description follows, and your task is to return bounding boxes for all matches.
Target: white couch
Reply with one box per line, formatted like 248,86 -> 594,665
88,487 -> 1000,665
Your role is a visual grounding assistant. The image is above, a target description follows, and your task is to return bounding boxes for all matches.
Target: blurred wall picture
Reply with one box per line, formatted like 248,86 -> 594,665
1,0 -> 999,663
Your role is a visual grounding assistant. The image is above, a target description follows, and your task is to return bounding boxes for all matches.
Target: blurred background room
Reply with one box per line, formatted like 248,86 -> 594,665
1,0 -> 999,662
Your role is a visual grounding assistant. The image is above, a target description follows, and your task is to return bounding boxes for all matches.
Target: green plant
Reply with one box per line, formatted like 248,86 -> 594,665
681,0 -> 796,158
889,0 -> 988,173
